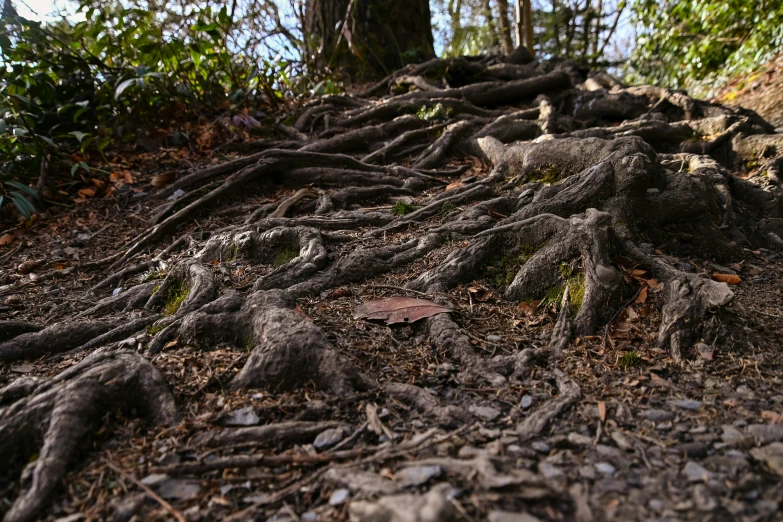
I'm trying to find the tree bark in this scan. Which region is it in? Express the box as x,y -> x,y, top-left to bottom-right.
495,0 -> 515,55
304,0 -> 435,81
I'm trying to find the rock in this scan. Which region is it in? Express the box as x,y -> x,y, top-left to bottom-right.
314,427 -> 345,451
329,488 -> 350,506
4,294 -> 23,306
531,441 -> 550,453
538,463 -> 564,480
747,424 -> 783,443
736,385 -> 755,399
595,462 -> 616,475
395,465 -> 442,487
487,511 -> 542,522
110,493 -> 145,522
348,483 -> 457,522
682,461 -> 714,482
579,465 -> 596,480
749,442 -> 783,476
224,406 -> 260,426
696,343 -> 713,361
567,433 -> 592,446
140,473 -> 169,487
721,424 -> 747,444
520,395 -> 533,409
486,334 -> 502,342
670,399 -> 702,411
469,404 -> 501,421
324,468 -> 400,495
641,409 -> 674,422
596,444 -> 622,459
157,479 -> 201,500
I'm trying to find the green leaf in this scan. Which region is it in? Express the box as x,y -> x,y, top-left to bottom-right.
70,131 -> 89,143
12,127 -> 28,136
6,181 -> 40,199
115,78 -> 138,99
10,193 -> 35,219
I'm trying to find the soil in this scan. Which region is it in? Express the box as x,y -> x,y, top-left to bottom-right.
2,52 -> 783,522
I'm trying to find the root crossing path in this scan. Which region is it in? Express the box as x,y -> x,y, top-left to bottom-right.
2,53 -> 783,522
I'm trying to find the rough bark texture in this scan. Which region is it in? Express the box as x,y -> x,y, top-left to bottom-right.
304,0 -> 435,81
1,52 -> 782,522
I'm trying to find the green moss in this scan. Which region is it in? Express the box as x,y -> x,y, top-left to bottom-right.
416,103 -> 453,121
441,201 -> 457,212
618,351 -> 641,369
161,280 -> 189,316
527,165 -> 562,184
272,240 -> 300,268
393,201 -> 420,215
484,244 -> 541,288
567,272 -> 586,315
151,284 -> 161,295
146,323 -> 165,336
225,242 -> 240,262
537,267 -> 585,315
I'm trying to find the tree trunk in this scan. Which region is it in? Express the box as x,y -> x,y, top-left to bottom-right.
495,0 -> 515,55
304,0 -> 435,81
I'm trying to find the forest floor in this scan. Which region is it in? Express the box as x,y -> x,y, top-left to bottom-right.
2,54 -> 783,522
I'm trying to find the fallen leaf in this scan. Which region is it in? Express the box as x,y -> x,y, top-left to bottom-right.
517,300 -> 539,315
635,286 -> 648,304
354,297 -> 451,325
152,172 -> 176,187
488,210 -> 508,219
598,401 -> 606,422
445,181 -> 464,191
630,269 -> 647,278
713,273 -> 741,285
762,410 -> 783,424
77,187 -> 96,198
0,234 -> 14,245
329,287 -> 352,298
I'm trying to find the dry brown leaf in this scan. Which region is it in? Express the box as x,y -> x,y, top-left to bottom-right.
488,210 -> 508,219
152,172 -> 176,187
761,410 -> 783,424
517,300 -> 539,315
354,296 -> 451,325
77,187 -> 96,199
445,181 -> 465,191
635,286 -> 648,304
597,401 -> 606,422
712,273 -> 741,285
630,268 -> 647,278
0,233 -> 14,245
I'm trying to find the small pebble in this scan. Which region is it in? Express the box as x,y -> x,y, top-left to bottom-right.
329,488 -> 350,506
595,462 -> 616,475
520,395 -> 533,409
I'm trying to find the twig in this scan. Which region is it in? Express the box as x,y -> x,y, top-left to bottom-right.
105,462 -> 187,522
601,287 -> 642,349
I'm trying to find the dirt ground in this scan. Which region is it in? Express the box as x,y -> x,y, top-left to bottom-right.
2,54 -> 783,522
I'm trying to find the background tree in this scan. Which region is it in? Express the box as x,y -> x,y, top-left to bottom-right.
628,0 -> 783,96
304,0 -> 436,81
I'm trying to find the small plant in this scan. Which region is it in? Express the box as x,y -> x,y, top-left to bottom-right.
392,201 -> 420,215
527,165 -> 561,185
140,270 -> 166,283
618,351 -> 641,369
146,323 -> 165,336
416,103 -> 452,121
441,201 -> 457,213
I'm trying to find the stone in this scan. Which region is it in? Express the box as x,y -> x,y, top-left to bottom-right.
538,463 -> 564,480
520,395 -> 533,409
224,406 -> 260,426
670,399 -> 702,411
329,488 -> 350,506
314,427 -> 345,451
595,462 -> 616,475
157,479 -> 201,500
693,484 -> 717,511
395,465 -> 442,487
470,404 -> 501,421
749,442 -> 783,476
568,433 -> 592,446
531,441 -> 550,453
682,461 -> 714,482
140,474 -> 169,487
642,409 -> 674,422
747,424 -> 783,443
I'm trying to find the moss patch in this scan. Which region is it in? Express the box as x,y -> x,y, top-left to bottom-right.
483,243 -> 541,288
272,240 -> 300,268
416,103 -> 453,121
527,165 -> 562,184
618,351 -> 641,369
161,280 -> 189,316
392,201 -> 420,215
538,265 -> 585,315
146,323 -> 165,336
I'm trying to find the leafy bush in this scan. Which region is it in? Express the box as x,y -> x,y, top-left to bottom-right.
628,0 -> 783,96
0,1 -> 304,218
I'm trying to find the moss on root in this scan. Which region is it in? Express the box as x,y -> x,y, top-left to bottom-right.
484,243 -> 541,288
527,165 -> 562,185
161,280 -> 189,316
392,201 -> 421,215
272,241 -> 300,268
538,264 -> 585,315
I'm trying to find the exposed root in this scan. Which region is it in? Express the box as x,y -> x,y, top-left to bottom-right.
0,351 -> 177,522
517,369 -> 581,442
0,319 -> 124,362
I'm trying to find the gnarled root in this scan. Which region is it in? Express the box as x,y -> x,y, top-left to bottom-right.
0,351 -> 178,522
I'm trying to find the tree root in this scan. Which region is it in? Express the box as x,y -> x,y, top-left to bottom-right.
0,351 -> 177,522
517,369 -> 581,442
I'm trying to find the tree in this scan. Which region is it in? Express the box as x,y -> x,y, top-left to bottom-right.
304,0 -> 436,80
628,0 -> 783,96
